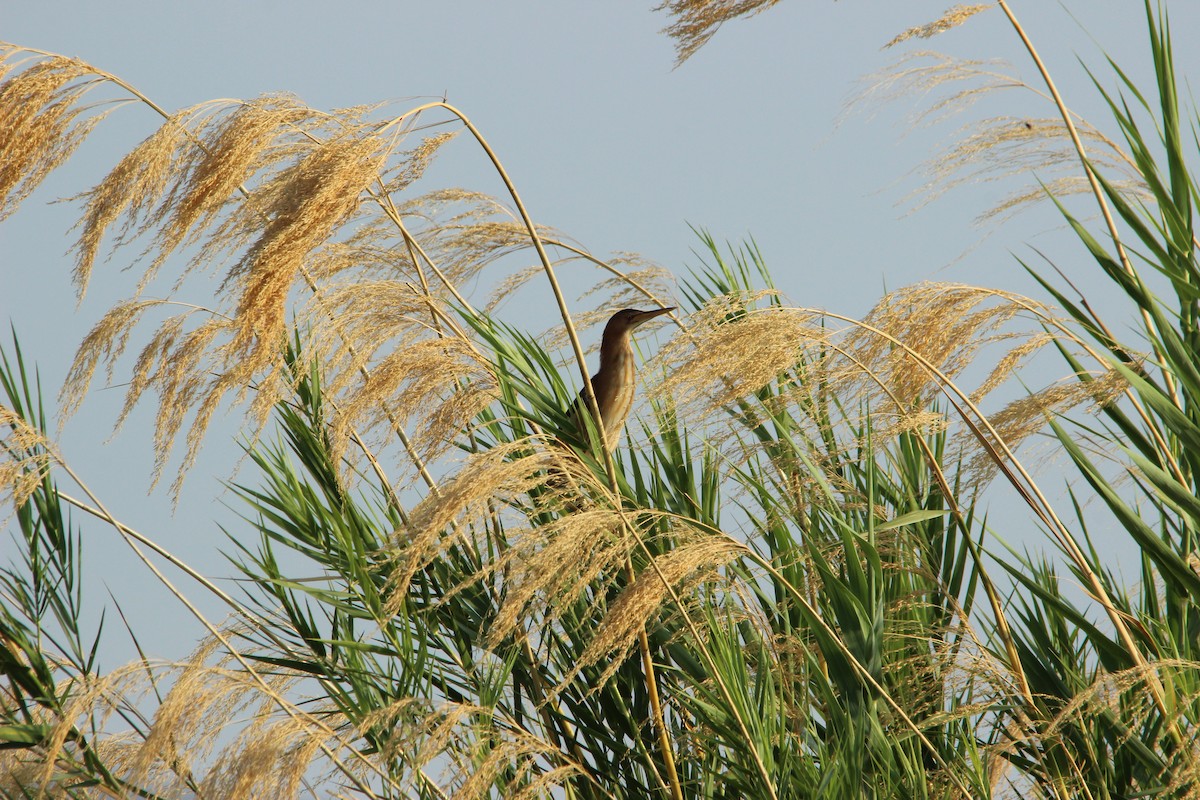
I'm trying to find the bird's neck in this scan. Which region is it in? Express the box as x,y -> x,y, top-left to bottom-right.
598,332 -> 633,374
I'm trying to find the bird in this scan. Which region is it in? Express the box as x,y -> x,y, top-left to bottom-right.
561,307 -> 675,455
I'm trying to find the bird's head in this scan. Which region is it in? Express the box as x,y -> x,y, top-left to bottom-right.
603,307 -> 675,338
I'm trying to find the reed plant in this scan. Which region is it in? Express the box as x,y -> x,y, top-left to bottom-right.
2,2 -> 1200,797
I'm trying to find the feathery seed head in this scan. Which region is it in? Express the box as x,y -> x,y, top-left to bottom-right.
328,335 -> 498,477
0,50 -> 101,223
384,442 -> 569,615
556,534 -> 744,695
657,0 -> 783,66
0,405 -> 55,510
57,95 -> 468,496
885,5 -> 991,49
653,296 -> 825,415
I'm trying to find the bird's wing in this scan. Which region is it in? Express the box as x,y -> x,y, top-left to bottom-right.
559,374 -> 602,452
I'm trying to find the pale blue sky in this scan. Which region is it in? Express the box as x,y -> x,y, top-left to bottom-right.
3,2 -> 1196,666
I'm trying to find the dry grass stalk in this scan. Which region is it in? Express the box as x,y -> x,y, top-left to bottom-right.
127,639 -> 256,787
653,284 -> 1033,438
837,283 -> 1132,487
415,450 -> 657,646
6,672 -> 97,794
486,262 -> 559,315
0,646 -> 302,798
980,174 -> 1148,224
313,281 -> 449,368
305,279 -> 490,484
383,129 -> 461,194
358,696 -> 438,766
508,764 -> 586,800
59,299 -> 170,423
405,702 -> 489,788
71,107 -> 194,294
0,678 -> 138,797
575,257 -> 676,310
970,331 -> 1055,403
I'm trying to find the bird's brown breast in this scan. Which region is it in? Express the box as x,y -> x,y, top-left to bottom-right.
591,347 -> 636,448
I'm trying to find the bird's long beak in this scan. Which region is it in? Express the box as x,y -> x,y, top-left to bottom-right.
632,307 -> 675,328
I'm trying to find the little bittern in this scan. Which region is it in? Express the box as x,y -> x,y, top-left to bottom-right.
563,307 -> 675,453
